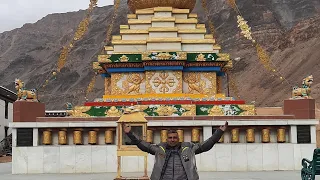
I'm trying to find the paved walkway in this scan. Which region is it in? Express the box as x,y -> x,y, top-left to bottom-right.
0,163 -> 302,180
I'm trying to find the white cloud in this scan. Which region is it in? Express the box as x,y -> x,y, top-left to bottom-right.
0,0 -> 114,33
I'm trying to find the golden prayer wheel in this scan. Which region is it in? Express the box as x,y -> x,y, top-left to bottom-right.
231,128 -> 239,143
146,129 -> 154,143
88,130 -> 98,145
246,128 -> 255,143
58,128 -> 68,145
218,135 -> 224,143
160,130 -> 168,143
262,128 -> 270,143
191,128 -> 200,143
73,129 -> 83,145
42,129 -> 52,145
177,129 -> 184,142
277,127 -> 286,143
105,129 -> 114,144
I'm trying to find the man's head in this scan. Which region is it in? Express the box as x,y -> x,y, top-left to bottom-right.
167,130 -> 179,147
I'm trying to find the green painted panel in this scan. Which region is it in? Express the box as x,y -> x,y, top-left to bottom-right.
85,106 -> 125,116
187,53 -> 219,62
196,105 -> 213,115
145,52 -> 186,60
143,107 -> 159,116
196,105 -> 245,116
109,54 -> 142,63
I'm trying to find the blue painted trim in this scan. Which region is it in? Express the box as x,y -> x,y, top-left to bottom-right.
107,68 -> 144,73
217,72 -> 225,76
144,66 -> 184,71
183,67 -> 221,72
101,73 -> 111,78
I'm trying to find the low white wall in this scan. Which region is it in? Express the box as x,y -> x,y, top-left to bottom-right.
10,121 -> 318,174
12,143 -> 316,174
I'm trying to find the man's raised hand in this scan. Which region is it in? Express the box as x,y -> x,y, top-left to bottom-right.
123,123 -> 131,133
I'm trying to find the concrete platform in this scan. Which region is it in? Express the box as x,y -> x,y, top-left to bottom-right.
0,162 -> 302,180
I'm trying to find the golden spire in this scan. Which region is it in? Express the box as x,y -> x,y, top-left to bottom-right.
128,0 -> 196,13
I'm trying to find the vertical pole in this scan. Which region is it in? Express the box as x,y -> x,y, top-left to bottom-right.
117,156 -> 121,178
33,128 -> 39,146
116,125 -> 121,179
143,124 -> 148,177
290,125 -> 297,143
144,155 -> 148,177
311,125 -> 316,144
226,72 -> 230,97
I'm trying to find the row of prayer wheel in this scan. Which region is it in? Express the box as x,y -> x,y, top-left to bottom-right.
146,127 -> 287,143
42,127 -> 287,145
147,128 -> 201,143
219,128 -> 287,143
41,128 -> 115,145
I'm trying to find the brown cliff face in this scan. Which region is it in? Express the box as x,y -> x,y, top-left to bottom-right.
0,0 -> 319,110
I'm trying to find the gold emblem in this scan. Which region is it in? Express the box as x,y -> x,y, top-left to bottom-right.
119,55 -> 129,62
196,53 -> 206,61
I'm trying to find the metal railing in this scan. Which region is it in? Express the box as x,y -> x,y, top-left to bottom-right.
0,134 -> 12,156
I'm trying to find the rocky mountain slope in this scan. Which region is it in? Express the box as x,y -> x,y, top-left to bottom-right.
0,0 -> 319,111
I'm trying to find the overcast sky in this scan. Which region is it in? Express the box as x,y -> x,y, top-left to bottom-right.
0,0 -> 114,33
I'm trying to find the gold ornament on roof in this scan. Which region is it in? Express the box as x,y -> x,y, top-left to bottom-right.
142,52 -> 152,60
98,55 -> 112,63
68,106 -> 91,117
196,53 -> 206,61
217,53 -> 230,61
123,105 -> 142,114
208,106 -> 224,116
105,106 -> 122,117
119,55 -> 129,62
155,105 -> 177,116
225,60 -> 233,68
239,105 -> 256,116
181,105 -> 196,116
93,62 -> 102,70
177,52 -> 187,60
117,111 -> 148,123
127,0 -> 196,13
156,53 -> 173,60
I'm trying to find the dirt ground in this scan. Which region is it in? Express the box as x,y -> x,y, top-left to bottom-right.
0,156 -> 12,163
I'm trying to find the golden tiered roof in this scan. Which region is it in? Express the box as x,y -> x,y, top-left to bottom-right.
128,0 -> 196,12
